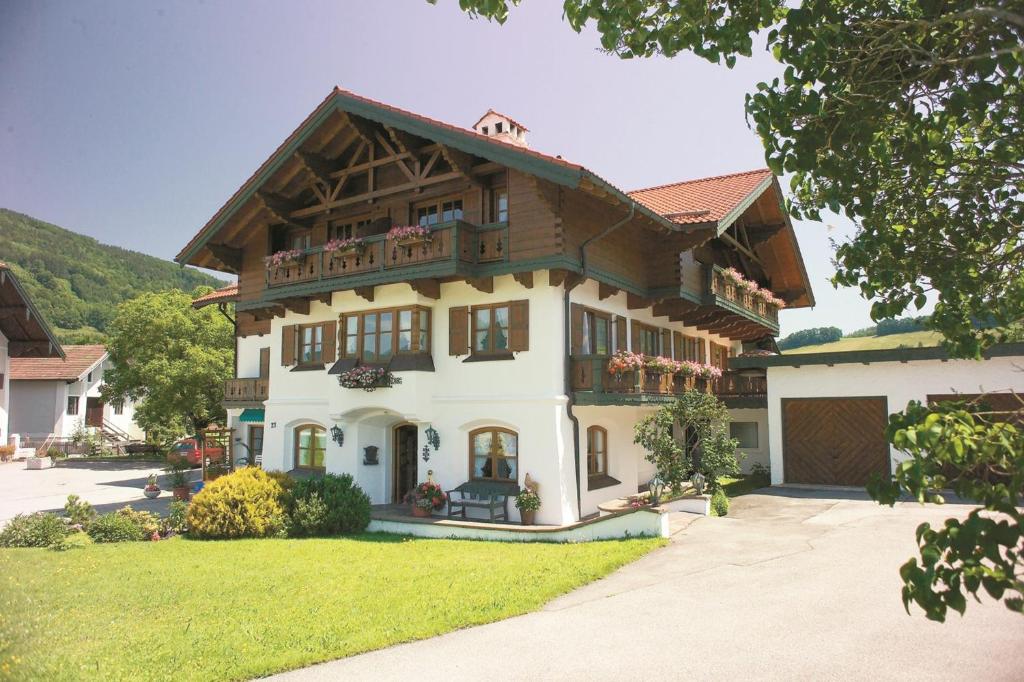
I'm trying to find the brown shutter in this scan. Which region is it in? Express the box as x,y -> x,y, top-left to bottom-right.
322,321 -> 337,364
449,306 -> 469,356
615,317 -> 627,352
338,315 -> 350,358
698,338 -> 706,364
509,299 -> 529,352
281,325 -> 296,366
672,332 -> 682,361
630,322 -> 640,353
259,348 -> 270,378
570,303 -> 584,355
660,329 -> 671,357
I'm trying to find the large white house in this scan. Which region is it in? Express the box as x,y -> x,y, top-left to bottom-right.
180,89 -> 810,525
8,345 -> 144,446
1,262 -> 64,446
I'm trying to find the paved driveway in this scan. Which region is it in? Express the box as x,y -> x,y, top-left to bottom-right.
0,459 -> 199,523
276,489 -> 1024,681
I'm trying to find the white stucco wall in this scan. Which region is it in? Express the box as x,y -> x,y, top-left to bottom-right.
0,330 -> 9,444
764,355 -> 1024,485
237,334 -> 269,379
729,407 -> 769,474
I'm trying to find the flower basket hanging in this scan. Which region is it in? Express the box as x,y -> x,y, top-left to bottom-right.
337,365 -> 402,392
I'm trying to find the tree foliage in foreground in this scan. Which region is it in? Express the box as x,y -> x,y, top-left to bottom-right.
102,288 -> 233,443
441,0 -> 1024,619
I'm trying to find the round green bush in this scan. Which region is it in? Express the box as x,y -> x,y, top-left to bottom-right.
186,467 -> 287,539
289,474 -> 370,536
87,512 -> 147,543
0,513 -> 70,548
711,489 -> 730,517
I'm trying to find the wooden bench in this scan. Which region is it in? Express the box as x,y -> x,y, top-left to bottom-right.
446,481 -> 519,522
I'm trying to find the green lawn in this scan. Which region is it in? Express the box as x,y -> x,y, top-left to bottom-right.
0,533 -> 662,681
720,475 -> 771,498
783,330 -> 943,354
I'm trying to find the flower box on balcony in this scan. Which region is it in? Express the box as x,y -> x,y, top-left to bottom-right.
324,237 -> 364,257
387,225 -> 432,247
265,248 -> 305,269
337,365 -> 403,392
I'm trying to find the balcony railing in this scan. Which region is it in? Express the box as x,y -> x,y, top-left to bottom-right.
707,265 -> 780,325
570,357 -> 765,400
265,220 -> 508,288
223,378 -> 269,404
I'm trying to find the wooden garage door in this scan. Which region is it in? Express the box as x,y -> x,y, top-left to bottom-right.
782,398 -> 889,486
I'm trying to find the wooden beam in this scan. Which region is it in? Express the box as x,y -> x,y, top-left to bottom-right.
251,305 -> 286,321
440,145 -> 475,178
466,276 -> 494,294
257,191 -> 306,225
314,293 -> 333,306
598,282 -> 620,300
373,131 -> 416,182
293,171 -> 463,218
353,286 -> 375,303
342,112 -> 378,147
0,305 -> 26,321
281,298 -> 310,315
409,279 -> 440,299
8,340 -> 56,357
207,243 -> 242,273
652,299 -> 699,318
295,151 -> 335,187
548,269 -> 584,291
385,126 -> 421,158
512,272 -> 534,289
626,293 -> 650,310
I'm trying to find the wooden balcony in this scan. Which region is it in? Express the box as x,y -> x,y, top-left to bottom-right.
707,265 -> 781,326
265,220 -> 508,289
223,378 -> 269,406
570,357 -> 765,407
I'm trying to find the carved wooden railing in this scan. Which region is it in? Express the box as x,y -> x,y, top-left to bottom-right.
571,358 -> 763,399
265,220 -> 508,288
708,265 -> 781,324
223,378 -> 269,403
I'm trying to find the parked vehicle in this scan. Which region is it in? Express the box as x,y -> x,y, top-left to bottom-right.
168,438 -> 225,468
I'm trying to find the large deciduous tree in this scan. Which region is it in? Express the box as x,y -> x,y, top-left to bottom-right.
102,288 -> 233,444
440,0 -> 1024,619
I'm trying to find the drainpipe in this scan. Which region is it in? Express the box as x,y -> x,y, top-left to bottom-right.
564,203 -> 636,520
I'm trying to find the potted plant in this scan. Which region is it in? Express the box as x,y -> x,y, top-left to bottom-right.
405,480 -> 446,517
265,248 -> 304,269
324,236 -> 364,257
386,224 -> 432,247
143,473 -> 161,499
515,487 -> 540,525
168,460 -> 191,501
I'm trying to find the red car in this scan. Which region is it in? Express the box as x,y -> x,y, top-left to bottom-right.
169,438 -> 225,468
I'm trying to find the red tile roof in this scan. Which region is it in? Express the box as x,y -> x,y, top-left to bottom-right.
9,344 -> 107,381
628,168 -> 774,225
192,283 -> 239,309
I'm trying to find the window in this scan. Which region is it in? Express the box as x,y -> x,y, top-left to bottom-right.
291,232 -> 311,251
112,400 -> 124,416
730,421 -> 759,449
87,371 -> 93,382
67,396 -> 79,416
328,216 -> 372,241
491,188 -> 509,223
681,335 -> 704,362
470,427 -> 518,481
710,342 -> 731,369
250,426 -> 264,462
341,306 -> 431,360
634,322 -> 660,355
414,196 -> 463,227
587,426 -> 608,478
495,121 -> 504,133
299,324 -> 324,364
473,303 -> 510,354
481,125 -> 489,135
294,424 -> 326,470
582,310 -> 610,355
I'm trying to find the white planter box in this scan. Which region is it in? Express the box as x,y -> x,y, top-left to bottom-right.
26,456 -> 54,470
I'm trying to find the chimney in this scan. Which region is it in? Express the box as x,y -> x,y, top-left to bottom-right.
472,109 -> 529,148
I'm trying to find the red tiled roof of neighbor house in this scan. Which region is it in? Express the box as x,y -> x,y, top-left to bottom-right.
9,344 -> 107,381
192,283 -> 239,309
628,168 -> 775,225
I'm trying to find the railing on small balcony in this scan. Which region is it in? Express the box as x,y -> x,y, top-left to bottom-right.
707,265 -> 780,324
570,357 -> 764,400
223,378 -> 269,403
710,372 -> 767,399
265,220 -> 508,289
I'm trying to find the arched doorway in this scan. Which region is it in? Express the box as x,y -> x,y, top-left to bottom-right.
392,424 -> 418,503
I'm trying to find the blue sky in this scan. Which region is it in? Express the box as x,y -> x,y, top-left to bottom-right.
0,0 -> 884,336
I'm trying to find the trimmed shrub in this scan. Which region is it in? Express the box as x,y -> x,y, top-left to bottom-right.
114,506 -> 161,536
0,513 -> 70,548
51,532 -> 94,551
289,474 -> 371,536
88,512 -> 147,543
64,495 -> 97,528
711,489 -> 730,517
186,468 -> 287,539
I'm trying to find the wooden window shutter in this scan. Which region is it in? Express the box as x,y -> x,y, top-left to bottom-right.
509,299 -> 530,352
570,303 -> 584,354
630,322 -> 640,353
449,306 -> 469,356
698,338 -> 707,363
672,332 -> 682,361
615,317 -> 627,352
322,321 -> 337,364
259,348 -> 270,378
660,329 -> 671,357
281,325 -> 296,366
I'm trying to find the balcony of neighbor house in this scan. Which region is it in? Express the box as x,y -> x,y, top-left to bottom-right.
570,357 -> 767,408
263,219 -> 507,291
223,378 -> 269,408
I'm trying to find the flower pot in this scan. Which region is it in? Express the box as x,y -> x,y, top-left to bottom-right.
520,510 -> 536,526
172,486 -> 191,501
411,505 -> 432,518
143,488 -> 161,500
396,235 -> 431,249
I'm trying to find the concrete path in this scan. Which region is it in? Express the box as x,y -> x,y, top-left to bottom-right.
274,488 -> 1024,681
0,459 -> 199,523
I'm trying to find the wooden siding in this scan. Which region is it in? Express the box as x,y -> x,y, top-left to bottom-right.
508,171 -> 561,261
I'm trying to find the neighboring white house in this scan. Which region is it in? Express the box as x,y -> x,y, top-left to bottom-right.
8,344 -> 144,445
730,344 -> 1024,487
1,262 -> 64,446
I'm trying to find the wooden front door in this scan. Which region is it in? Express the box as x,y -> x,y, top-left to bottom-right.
782,398 -> 889,486
85,397 -> 104,427
393,425 -> 418,503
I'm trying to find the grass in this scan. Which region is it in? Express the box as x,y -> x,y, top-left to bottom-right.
783,330 -> 943,354
720,474 -> 771,499
0,533 -> 662,681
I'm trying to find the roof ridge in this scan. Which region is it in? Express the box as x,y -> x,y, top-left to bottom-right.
627,168 -> 772,195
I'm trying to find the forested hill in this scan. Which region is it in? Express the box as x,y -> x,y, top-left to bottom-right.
0,209 -> 224,343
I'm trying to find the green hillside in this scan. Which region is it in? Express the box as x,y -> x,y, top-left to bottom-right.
0,209 -> 224,343
783,330 -> 944,354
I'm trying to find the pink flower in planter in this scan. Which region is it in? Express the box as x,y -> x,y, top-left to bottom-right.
386,225 -> 431,241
